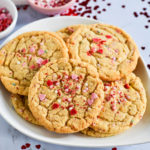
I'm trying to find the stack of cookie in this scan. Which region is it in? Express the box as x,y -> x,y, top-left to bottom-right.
0,24 -> 147,137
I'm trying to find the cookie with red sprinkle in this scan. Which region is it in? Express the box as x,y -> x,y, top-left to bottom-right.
28,58 -> 104,133
11,94 -> 40,125
82,73 -> 147,137
57,25 -> 82,42
0,31 -> 68,95
67,24 -> 139,81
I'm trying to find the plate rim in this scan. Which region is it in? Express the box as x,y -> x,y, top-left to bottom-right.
0,16 -> 150,148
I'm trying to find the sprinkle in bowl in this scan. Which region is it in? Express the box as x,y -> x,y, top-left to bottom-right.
27,0 -> 76,15
0,0 -> 18,39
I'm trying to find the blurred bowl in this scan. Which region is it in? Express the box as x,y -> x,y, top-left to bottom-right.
27,0 -> 76,15
0,0 -> 18,39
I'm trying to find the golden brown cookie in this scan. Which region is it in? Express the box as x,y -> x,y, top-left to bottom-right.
57,25 -> 81,42
28,58 -> 104,133
67,24 -> 139,81
82,73 -> 147,137
11,94 -> 40,125
0,31 -> 68,95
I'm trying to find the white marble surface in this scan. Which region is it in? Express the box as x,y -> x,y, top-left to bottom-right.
0,0 -> 150,149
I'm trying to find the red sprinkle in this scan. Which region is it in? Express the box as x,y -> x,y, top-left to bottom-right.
141,46 -> 145,50
25,143 -> 30,148
52,103 -> 59,109
21,48 -> 26,53
112,147 -> 117,150
30,65 -> 36,69
93,38 -> 101,43
100,40 -> 106,44
35,144 -> 41,149
133,12 -> 138,17
124,84 -> 130,89
70,108 -> 77,115
21,145 -> 26,149
106,35 -> 112,39
97,49 -> 103,54
121,5 -> 126,8
104,83 -> 111,86
42,59 -> 48,65
87,49 -> 94,56
47,80 -> 53,86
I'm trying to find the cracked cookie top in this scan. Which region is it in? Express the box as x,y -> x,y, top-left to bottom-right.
0,31 -> 68,95
67,24 -> 139,81
28,58 -> 104,133
82,73 -> 147,137
11,94 -> 40,125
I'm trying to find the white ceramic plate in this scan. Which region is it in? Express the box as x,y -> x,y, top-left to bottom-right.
0,16 -> 150,148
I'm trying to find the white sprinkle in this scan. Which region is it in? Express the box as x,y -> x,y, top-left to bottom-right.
97,64 -> 100,67
68,98 -> 72,102
83,90 -> 86,93
57,99 -> 61,103
76,85 -> 81,89
53,74 -> 57,79
69,107 -> 73,111
88,107 -> 91,111
50,85 -> 53,89
65,89 -> 69,92
17,61 -> 20,64
85,87 -> 88,91
55,90 -> 58,94
112,57 -> 116,61
92,123 -> 96,126
65,75 -> 68,79
85,83 -> 88,86
75,78 -> 78,81
112,123 -> 115,127
56,82 -> 59,86
40,42 -> 44,45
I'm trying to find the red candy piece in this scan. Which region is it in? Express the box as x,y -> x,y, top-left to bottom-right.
42,59 -> 48,65
21,145 -> 26,149
112,147 -> 117,150
124,84 -> 130,89
35,144 -> 41,149
106,35 -> 112,39
100,40 -> 106,44
87,49 -> 94,56
47,80 -> 53,86
21,48 -> 26,53
97,49 -> 103,54
52,103 -> 59,109
25,143 -> 30,148
53,81 -> 58,85
30,65 -> 36,70
104,83 -> 111,86
93,38 -> 101,43
70,108 -> 77,115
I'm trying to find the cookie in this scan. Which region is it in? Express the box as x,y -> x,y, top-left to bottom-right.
57,25 -> 81,42
0,31 -> 68,95
67,24 -> 139,81
82,73 -> 147,137
11,94 -> 40,125
28,58 -> 104,133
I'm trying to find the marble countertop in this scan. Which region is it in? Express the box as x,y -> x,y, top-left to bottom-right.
0,0 -> 150,149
